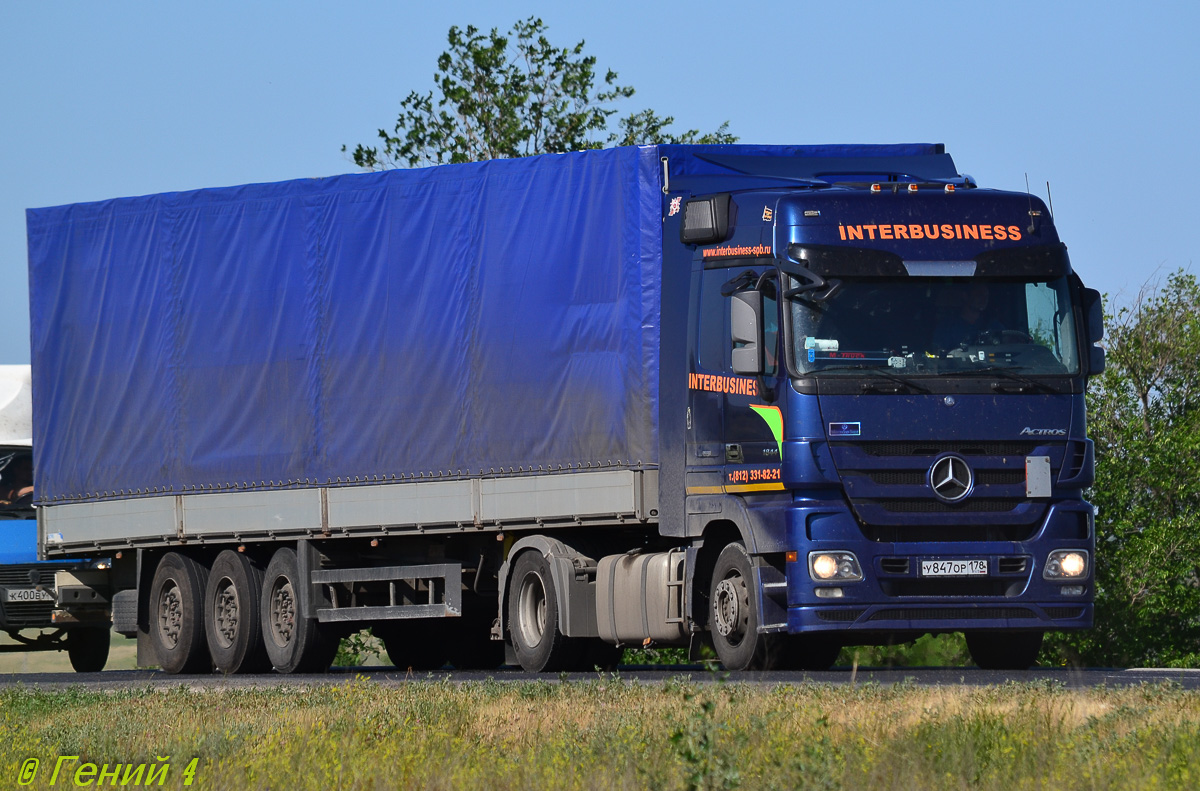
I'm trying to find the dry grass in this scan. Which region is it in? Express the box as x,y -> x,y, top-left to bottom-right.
1,677 -> 1198,789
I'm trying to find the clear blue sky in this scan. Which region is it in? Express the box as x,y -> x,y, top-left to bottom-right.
3,1 -> 1196,363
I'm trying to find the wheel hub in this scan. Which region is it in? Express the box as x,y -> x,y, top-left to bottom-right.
517,572 -> 548,649
157,580 -> 183,648
213,577 -> 240,649
270,580 -> 296,647
713,576 -> 748,640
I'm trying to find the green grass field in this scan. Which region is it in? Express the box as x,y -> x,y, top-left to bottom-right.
2,678 -> 1198,790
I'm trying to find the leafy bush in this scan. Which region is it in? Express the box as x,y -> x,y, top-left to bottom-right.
1045,271 -> 1200,667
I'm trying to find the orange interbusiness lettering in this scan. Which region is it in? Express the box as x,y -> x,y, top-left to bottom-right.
838,224 -> 1022,242
701,244 -> 773,259
688,373 -> 759,396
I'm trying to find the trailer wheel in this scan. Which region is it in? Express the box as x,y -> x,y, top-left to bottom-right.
149,552 -> 211,674
66,626 -> 111,673
966,630 -> 1044,670
507,550 -> 580,672
261,547 -> 338,673
708,543 -> 780,671
204,550 -> 270,674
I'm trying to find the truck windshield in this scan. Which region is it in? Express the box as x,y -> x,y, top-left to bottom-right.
788,276 -> 1081,376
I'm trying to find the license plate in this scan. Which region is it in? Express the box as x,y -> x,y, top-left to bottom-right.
3,588 -> 54,602
921,559 -> 988,577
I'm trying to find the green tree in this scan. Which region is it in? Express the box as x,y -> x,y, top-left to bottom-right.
344,16 -> 735,170
1045,270 -> 1200,667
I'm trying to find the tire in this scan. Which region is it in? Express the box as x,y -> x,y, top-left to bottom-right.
66,626 -> 111,673
149,552 -> 211,674
376,621 -> 450,671
708,543 -> 780,671
204,550 -> 271,674
966,631 -> 1044,670
261,547 -> 339,673
507,550 -> 581,672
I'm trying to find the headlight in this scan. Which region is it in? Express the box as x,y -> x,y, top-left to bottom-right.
1044,549 -> 1089,580
808,551 -> 863,582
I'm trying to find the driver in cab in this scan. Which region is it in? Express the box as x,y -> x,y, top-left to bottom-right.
933,282 -> 1003,350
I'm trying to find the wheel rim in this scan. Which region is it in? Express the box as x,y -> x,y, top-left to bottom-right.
157,578 -> 183,649
269,578 -> 296,648
212,576 -> 240,649
713,573 -> 749,645
516,571 -> 548,649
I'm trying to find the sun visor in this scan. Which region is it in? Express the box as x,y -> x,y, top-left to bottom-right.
787,244 -> 906,277
974,243 -> 1070,278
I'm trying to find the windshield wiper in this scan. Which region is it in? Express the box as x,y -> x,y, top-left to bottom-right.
820,364 -> 931,394
942,365 -> 1058,393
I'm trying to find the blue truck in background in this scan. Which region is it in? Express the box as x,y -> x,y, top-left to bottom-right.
27,144 -> 1103,673
0,365 -> 109,671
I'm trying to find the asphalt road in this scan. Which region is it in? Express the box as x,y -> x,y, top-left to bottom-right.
3,665 -> 1199,691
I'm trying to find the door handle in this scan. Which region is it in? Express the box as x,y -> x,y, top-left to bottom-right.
725,444 -> 743,463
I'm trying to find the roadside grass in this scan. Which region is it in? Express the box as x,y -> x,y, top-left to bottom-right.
1,678 -> 1198,790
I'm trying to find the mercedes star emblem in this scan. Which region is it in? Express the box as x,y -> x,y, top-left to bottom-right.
929,455 -> 973,502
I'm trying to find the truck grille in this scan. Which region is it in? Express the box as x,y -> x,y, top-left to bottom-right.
868,607 -> 1037,621
0,565 -> 50,586
830,440 -> 1066,540
0,600 -> 55,629
845,441 -> 1042,457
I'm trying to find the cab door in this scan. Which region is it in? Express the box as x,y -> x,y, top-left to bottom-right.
721,277 -> 786,494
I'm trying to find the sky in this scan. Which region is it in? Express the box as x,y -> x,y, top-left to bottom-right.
2,1 -> 1197,364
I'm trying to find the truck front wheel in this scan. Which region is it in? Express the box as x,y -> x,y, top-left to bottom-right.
205,550 -> 270,674
66,626 -> 111,673
149,552 -> 211,674
261,547 -> 338,673
966,630 -> 1044,670
507,550 -> 580,672
709,543 -> 781,671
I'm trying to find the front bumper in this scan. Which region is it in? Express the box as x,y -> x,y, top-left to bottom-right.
774,500 -> 1094,637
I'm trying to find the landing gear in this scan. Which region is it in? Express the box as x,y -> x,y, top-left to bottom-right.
149,552 -> 211,674
261,547 -> 338,673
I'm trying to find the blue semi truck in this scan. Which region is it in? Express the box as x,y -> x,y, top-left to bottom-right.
28,144 -> 1102,673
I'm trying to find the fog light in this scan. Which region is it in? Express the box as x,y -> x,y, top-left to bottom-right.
1060,585 -> 1086,596
1044,549 -> 1089,580
815,587 -> 844,599
808,551 -> 863,582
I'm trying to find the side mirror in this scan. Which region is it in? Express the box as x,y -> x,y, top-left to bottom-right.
731,290 -> 763,376
1080,287 -> 1105,376
1081,287 -> 1104,343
